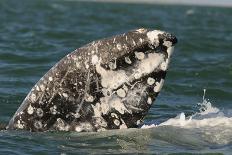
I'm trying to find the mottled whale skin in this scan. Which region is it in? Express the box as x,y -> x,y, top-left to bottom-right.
7,28 -> 177,132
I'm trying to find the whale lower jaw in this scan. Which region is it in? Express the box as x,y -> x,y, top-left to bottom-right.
7,28 -> 177,132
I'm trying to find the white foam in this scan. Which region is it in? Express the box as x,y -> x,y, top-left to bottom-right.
198,89 -> 220,115
141,124 -> 157,129
141,90 -> 232,144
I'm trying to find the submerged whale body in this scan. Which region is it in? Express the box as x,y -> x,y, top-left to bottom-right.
7,28 -> 177,132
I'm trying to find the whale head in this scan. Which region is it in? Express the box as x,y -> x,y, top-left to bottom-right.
91,28 -> 177,128
7,28 -> 177,132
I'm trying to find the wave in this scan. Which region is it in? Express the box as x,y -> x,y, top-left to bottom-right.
142,89 -> 232,145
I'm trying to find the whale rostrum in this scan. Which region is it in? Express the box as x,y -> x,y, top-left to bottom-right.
7,28 -> 177,132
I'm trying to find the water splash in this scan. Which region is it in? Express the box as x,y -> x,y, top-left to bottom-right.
197,89 -> 220,115
141,89 -> 232,145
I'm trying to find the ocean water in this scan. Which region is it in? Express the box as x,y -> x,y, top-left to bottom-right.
0,0 -> 232,154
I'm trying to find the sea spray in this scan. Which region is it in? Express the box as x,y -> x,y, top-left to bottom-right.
141,89 -> 232,145
197,89 -> 219,115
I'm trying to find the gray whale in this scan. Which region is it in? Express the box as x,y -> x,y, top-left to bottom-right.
7,28 -> 177,132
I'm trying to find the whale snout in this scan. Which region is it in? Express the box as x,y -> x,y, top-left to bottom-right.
159,32 -> 178,45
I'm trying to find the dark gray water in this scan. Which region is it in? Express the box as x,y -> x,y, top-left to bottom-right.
0,0 -> 232,154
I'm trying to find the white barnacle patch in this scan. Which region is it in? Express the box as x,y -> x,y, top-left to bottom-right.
75,122 -> 93,132
95,117 -> 108,128
125,56 -> 132,64
16,120 -> 24,129
73,112 -> 81,118
132,40 -> 136,46
135,52 -> 145,60
62,93 -> 68,98
91,55 -> 99,65
134,70 -> 143,80
100,98 -> 110,115
116,88 -> 126,98
116,44 -> 122,50
86,64 -> 89,69
34,120 -> 43,129
109,59 -> 117,70
85,94 -> 94,102
40,84 -> 45,91
134,53 -> 165,79
96,64 -> 128,90
91,102 -> 102,117
35,85 -> 40,91
111,113 -> 118,118
84,60 -> 90,69
27,104 -> 34,115
123,85 -> 128,93
96,49 -> 165,91
75,126 -> 82,132
160,60 -> 168,71
120,123 -> 127,129
147,30 -> 164,47
136,28 -> 146,33
147,77 -> 155,85
50,105 -> 57,115
97,128 -> 106,132
119,119 -> 127,129
163,41 -> 172,48
36,108 -> 44,117
147,97 -> 152,105
72,55 -> 78,61
114,119 -> 120,126
75,62 -> 80,68
153,79 -> 165,93
92,98 -> 110,117
102,88 -> 112,97
110,98 -> 128,114
30,93 -> 37,103
48,77 -> 53,81
55,118 -> 69,131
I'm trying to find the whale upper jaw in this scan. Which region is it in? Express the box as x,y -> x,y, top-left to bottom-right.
7,28 -> 177,132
